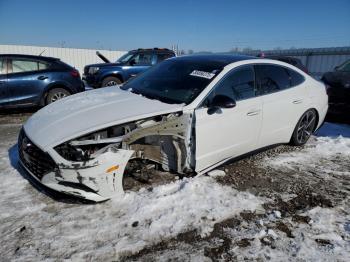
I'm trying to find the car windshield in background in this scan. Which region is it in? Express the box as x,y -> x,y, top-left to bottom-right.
337,60 -> 350,71
117,52 -> 135,63
121,59 -> 222,104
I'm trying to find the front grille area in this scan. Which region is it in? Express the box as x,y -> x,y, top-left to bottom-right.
18,129 -> 57,180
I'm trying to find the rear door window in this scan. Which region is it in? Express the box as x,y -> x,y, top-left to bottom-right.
255,64 -> 291,95
287,69 -> 305,87
11,59 -> 48,73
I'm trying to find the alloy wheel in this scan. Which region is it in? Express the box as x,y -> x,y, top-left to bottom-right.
50,92 -> 68,103
296,110 -> 316,144
106,81 -> 118,86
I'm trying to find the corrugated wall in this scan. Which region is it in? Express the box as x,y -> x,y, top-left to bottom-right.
0,44 -> 127,73
300,54 -> 350,78
230,47 -> 350,78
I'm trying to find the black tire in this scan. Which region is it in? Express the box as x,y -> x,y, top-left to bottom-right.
101,76 -> 122,87
290,109 -> 317,146
46,88 -> 71,105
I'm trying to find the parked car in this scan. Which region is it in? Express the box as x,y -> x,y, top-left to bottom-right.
19,55 -> 328,202
259,55 -> 309,74
0,54 -> 84,108
83,48 -> 176,88
321,59 -> 350,115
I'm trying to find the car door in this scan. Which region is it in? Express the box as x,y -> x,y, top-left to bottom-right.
0,58 -> 9,106
255,64 -> 308,148
195,65 -> 263,172
6,57 -> 50,106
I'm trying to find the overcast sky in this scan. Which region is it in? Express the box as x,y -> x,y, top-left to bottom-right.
0,0 -> 349,52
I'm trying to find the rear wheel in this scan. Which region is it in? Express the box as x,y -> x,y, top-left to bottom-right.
46,88 -> 71,105
102,76 -> 122,87
290,109 -> 317,146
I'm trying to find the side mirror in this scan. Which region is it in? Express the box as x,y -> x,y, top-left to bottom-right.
207,95 -> 236,114
334,66 -> 339,71
129,59 -> 136,66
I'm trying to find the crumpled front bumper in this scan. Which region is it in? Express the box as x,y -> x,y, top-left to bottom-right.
18,129 -> 134,202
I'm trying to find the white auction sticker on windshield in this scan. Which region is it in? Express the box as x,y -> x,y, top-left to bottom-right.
190,70 -> 215,79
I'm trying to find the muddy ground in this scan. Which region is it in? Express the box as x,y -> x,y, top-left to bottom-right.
0,110 -> 349,261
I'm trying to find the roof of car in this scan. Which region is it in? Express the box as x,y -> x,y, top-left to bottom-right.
264,55 -> 301,61
0,54 -> 59,61
172,54 -> 256,66
130,48 -> 174,53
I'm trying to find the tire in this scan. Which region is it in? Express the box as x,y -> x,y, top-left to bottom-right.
101,76 -> 122,87
46,88 -> 71,105
290,109 -> 317,146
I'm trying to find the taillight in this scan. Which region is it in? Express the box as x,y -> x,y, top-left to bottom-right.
70,70 -> 80,78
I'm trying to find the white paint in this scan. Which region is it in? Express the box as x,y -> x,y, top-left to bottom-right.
21,58 -> 328,201
24,87 -> 183,149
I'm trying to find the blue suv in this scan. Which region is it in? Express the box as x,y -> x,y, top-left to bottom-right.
0,54 -> 84,108
83,48 -> 175,88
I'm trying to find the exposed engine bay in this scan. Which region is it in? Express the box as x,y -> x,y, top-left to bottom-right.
43,112 -> 196,200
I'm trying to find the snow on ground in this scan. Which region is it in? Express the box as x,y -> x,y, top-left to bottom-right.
0,124 -> 262,261
1,122 -> 350,261
266,122 -> 350,178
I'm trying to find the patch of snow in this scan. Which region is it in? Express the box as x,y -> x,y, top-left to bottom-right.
273,210 -> 282,219
292,204 -> 350,260
267,229 -> 278,239
265,123 -> 350,177
206,169 -> 226,177
0,125 -> 263,261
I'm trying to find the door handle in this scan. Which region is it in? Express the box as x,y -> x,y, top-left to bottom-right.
37,76 -> 48,80
247,110 -> 261,116
292,99 -> 303,104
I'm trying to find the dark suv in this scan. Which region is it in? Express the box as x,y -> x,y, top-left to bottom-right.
83,48 -> 176,88
322,59 -> 350,116
0,54 -> 84,108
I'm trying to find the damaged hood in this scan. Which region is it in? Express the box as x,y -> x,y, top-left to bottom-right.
24,87 -> 184,149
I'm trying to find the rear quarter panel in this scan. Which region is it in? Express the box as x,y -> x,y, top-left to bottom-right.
305,78 -> 328,129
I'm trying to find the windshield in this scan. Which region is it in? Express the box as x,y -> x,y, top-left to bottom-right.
117,52 -> 135,63
337,60 -> 350,72
121,59 -> 222,104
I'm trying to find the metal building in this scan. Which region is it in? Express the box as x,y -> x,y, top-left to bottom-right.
0,44 -> 127,74
240,47 -> 350,78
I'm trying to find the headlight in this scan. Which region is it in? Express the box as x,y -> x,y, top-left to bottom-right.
88,66 -> 99,74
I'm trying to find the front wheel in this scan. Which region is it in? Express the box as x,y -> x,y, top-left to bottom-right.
290,109 -> 317,146
46,88 -> 71,105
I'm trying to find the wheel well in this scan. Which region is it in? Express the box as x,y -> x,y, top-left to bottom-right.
40,85 -> 72,106
103,74 -> 123,83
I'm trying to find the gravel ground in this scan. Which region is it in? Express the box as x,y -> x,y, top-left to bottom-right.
0,112 -> 349,261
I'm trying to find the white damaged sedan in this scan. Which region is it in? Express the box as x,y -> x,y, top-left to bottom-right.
18,55 -> 328,202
